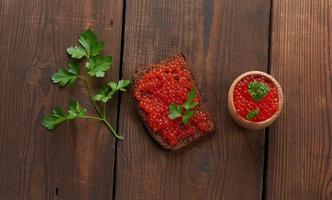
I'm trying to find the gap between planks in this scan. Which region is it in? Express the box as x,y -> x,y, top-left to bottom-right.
262,0 -> 274,199
112,0 -> 127,200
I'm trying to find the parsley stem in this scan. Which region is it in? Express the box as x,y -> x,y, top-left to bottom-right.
78,75 -> 88,82
81,116 -> 104,121
85,78 -> 104,118
103,103 -> 106,118
102,119 -> 123,140
83,74 -> 122,139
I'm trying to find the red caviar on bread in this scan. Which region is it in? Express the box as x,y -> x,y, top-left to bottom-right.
133,54 -> 214,150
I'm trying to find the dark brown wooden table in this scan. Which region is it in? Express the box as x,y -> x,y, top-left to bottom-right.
0,0 -> 331,199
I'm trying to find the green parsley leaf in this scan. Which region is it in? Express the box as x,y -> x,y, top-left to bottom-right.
67,29 -> 104,59
246,109 -> 260,120
67,101 -> 87,119
183,89 -> 199,110
67,46 -> 86,59
93,80 -> 131,102
169,104 -> 182,119
190,102 -> 199,109
248,81 -> 270,101
86,55 -> 112,77
67,61 -> 80,75
108,81 -> 117,90
187,89 -> 196,103
79,29 -> 104,57
52,61 -> 80,87
168,89 -> 199,125
93,86 -> 110,102
182,110 -> 195,125
42,101 -> 88,130
116,80 -> 131,91
42,107 -> 67,130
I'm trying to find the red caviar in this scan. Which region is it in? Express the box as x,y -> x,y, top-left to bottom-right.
134,58 -> 211,146
233,75 -> 279,122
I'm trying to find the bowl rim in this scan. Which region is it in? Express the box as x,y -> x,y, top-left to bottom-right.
228,71 -> 284,129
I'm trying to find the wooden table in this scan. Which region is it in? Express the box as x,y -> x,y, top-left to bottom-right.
0,0 -> 331,199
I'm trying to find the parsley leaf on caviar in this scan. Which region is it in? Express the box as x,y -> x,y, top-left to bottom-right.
188,102 -> 199,109
52,61 -> 80,87
168,89 -> 199,125
169,104 -> 182,119
182,110 -> 195,125
248,81 -> 270,101
183,89 -> 198,109
246,109 -> 260,120
42,101 -> 87,130
94,80 -> 131,102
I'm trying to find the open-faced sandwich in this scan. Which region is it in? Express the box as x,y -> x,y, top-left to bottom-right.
133,54 -> 215,150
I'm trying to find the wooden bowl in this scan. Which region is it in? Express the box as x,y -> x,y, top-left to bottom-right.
228,71 -> 284,130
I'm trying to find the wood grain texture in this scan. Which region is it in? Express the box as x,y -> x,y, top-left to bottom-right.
116,0 -> 270,199
267,0 -> 332,199
0,0 -> 123,199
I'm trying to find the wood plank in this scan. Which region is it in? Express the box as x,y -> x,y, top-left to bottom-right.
267,0 -> 332,199
0,0 -> 123,199
116,0 -> 270,199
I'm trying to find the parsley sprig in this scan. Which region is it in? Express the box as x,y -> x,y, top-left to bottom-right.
94,80 -> 131,103
248,81 -> 270,101
42,29 -> 130,139
246,109 -> 260,120
169,89 -> 199,125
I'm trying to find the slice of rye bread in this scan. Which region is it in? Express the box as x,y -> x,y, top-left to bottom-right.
133,54 -> 215,151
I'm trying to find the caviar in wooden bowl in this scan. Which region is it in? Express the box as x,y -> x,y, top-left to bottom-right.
228,71 -> 283,130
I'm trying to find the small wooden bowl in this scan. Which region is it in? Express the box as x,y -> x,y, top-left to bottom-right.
228,71 -> 284,130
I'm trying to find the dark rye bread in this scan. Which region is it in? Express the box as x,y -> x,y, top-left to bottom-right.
133,54 -> 215,151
